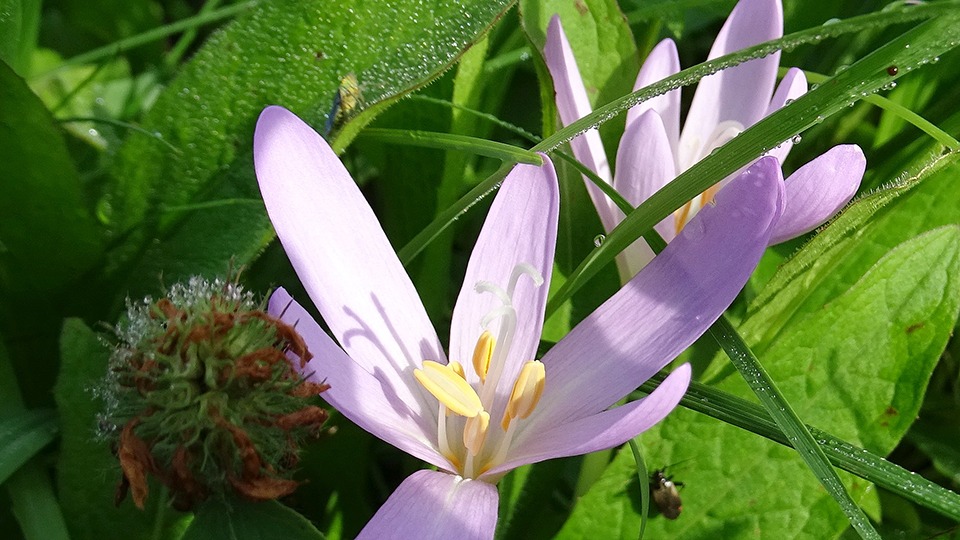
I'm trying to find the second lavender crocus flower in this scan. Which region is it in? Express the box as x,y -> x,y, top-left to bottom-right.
546,0 -> 866,279
254,106 -> 784,538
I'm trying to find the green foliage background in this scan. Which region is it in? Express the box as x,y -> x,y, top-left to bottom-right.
2,0 -> 960,538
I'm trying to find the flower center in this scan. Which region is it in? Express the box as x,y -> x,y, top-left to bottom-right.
413,264 -> 546,480
674,119 -> 744,234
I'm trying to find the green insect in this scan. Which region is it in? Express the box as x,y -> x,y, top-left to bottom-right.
324,73 -> 362,137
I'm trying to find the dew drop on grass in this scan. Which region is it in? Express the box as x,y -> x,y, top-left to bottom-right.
593,234 -> 605,247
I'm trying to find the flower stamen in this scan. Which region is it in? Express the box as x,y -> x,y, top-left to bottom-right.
414,361 -> 483,418
448,361 -> 466,380
501,360 -> 546,431
463,411 -> 490,456
471,332 -> 495,383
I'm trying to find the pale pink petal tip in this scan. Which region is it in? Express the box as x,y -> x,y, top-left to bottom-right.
543,14 -> 616,230
627,38 -> 681,147
765,68 -> 809,163
254,104 -> 445,388
357,470 -> 499,540
679,0 -> 784,156
770,144 -> 866,244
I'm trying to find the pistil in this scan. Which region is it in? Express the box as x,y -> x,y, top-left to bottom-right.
414,263 -> 547,479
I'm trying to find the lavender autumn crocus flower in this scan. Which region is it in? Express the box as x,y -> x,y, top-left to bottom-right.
545,0 -> 866,279
254,106 -> 784,538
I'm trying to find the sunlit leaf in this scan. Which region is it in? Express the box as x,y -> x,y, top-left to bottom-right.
559,226 -> 960,538
181,498 -> 325,540
107,0 -> 515,237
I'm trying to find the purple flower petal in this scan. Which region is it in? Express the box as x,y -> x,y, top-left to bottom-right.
357,470 -> 498,540
268,289 -> 450,471
678,0 -> 783,166
534,157 -> 784,426
613,109 -> 678,276
484,364 -> 691,477
449,160 -> 559,397
770,144 -> 865,244
626,38 -> 681,152
544,15 -> 618,232
765,67 -> 808,163
254,106 -> 445,412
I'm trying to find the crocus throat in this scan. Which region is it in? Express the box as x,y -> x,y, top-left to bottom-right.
673,119 -> 744,235
413,264 -> 546,480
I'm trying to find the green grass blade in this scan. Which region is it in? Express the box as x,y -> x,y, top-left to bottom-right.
0,341 -> 70,540
708,316 -> 880,539
397,163 -> 510,264
0,409 -> 58,486
356,128 -> 542,165
37,1 -> 256,76
627,439 -> 649,540
803,70 -> 960,150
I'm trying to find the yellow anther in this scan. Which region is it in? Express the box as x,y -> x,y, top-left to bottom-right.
414,361 -> 483,418
502,360 -> 546,431
674,200 -> 694,234
675,186 -> 721,233
448,361 -> 466,380
463,411 -> 490,456
442,362 -> 467,416
471,331 -> 495,382
700,184 -> 721,208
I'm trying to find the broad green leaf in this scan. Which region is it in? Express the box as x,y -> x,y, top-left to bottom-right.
0,409 -> 57,485
634,372 -> 960,521
113,166 -> 272,301
560,226 -> 960,539
107,0 -> 514,237
0,60 -> 103,297
181,498 -> 325,540
55,318 -> 185,540
0,0 -> 39,75
754,227 -> 960,453
731,152 -> 960,362
0,59 -> 104,405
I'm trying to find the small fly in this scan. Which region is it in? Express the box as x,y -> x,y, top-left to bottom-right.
650,468 -> 684,519
324,73 -> 362,138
